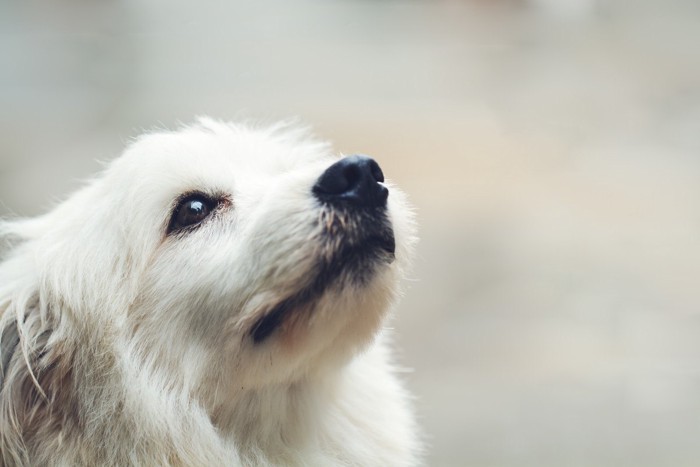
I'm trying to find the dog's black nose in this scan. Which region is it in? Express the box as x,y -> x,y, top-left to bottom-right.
313,155 -> 388,208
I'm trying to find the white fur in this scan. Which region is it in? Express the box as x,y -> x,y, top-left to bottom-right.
0,118 -> 420,466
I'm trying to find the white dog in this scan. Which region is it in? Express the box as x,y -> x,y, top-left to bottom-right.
0,118 -> 420,466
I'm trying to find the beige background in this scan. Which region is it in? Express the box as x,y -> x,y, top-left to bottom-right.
2,1 -> 700,465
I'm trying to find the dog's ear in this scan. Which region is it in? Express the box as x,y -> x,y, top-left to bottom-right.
0,317 -> 19,386
0,221 -> 76,466
0,290 -> 77,466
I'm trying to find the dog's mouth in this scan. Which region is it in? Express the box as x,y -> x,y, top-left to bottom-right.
249,155 -> 397,345
362,233 -> 396,257
249,205 -> 395,344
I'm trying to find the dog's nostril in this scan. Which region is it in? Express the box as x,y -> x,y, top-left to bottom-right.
313,155 -> 388,208
368,159 -> 384,184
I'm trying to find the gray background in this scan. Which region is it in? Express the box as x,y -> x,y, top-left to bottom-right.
2,1 -> 700,465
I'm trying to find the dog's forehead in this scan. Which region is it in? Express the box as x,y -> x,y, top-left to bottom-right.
114,122 -> 331,197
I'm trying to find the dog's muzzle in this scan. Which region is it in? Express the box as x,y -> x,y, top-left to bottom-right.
249,156 -> 395,345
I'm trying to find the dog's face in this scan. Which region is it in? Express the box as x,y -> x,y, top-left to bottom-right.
37,119 -> 414,394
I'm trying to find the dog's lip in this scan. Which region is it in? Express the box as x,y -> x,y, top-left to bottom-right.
249,216 -> 395,345
249,233 -> 395,345
251,298 -> 295,344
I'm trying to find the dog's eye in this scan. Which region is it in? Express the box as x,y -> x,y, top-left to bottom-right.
168,194 -> 218,234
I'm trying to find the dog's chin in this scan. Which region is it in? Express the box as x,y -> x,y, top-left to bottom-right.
249,207 -> 395,345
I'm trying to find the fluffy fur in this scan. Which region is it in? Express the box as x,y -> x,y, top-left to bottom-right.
0,118 -> 419,466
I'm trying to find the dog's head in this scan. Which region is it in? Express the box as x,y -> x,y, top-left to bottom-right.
1,118 -> 415,397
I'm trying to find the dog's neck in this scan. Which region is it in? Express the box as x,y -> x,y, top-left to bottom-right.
119,333 -> 341,460
6,313 -> 411,465
210,376 -> 333,452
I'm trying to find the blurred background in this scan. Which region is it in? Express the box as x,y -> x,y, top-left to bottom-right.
1,0 -> 700,465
